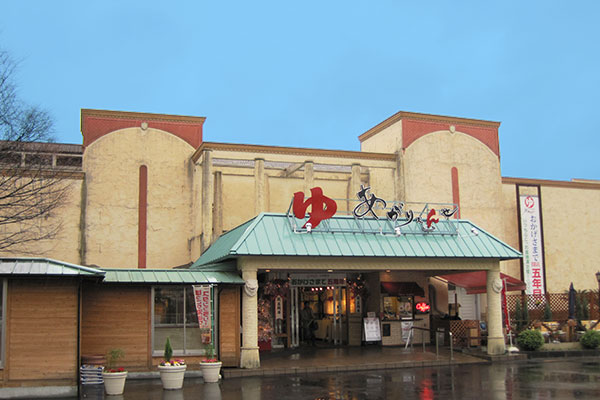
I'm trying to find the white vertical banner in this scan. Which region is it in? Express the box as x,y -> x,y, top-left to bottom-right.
193,285 -> 212,330
519,195 -> 545,295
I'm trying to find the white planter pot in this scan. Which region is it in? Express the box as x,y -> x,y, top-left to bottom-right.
200,361 -> 222,383
158,364 -> 187,390
102,371 -> 127,395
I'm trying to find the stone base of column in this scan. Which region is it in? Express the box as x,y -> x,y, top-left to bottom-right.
487,336 -> 506,355
240,346 -> 260,369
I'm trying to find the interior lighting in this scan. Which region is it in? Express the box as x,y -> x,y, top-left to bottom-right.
327,269 -> 333,273
386,269 -> 391,273
265,269 -> 271,272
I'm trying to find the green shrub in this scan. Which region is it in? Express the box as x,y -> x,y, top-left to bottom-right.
164,337 -> 173,362
543,301 -> 552,322
580,330 -> 600,349
517,329 -> 544,351
514,300 -> 523,330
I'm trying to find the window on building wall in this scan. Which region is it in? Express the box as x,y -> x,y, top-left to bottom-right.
153,286 -> 213,355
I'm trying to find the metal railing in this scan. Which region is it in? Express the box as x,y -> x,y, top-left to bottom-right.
404,326 -> 454,361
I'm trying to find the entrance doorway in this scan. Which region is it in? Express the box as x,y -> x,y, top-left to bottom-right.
289,273 -> 348,347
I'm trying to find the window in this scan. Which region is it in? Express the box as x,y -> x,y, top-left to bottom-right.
153,286 -> 215,356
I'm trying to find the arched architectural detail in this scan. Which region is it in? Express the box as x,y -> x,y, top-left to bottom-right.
403,118 -> 500,157
81,109 -> 205,149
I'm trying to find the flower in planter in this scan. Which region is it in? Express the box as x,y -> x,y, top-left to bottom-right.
160,359 -> 186,366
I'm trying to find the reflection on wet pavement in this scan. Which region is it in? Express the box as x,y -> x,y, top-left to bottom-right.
78,358 -> 600,399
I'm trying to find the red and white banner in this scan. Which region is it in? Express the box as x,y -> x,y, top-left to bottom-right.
193,285 -> 212,330
519,195 -> 545,295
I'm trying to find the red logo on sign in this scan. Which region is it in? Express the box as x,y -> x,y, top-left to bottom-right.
293,187 -> 337,229
416,302 -> 431,313
524,196 -> 535,209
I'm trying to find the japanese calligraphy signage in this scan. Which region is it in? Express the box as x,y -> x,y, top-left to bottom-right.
193,285 -> 212,330
519,195 -> 545,295
275,295 -> 284,320
289,273 -> 346,287
293,187 -> 337,229
290,186 -> 458,235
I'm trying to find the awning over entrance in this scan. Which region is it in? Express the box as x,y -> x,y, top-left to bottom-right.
192,213 -> 522,267
381,282 -> 424,297
440,271 -> 526,294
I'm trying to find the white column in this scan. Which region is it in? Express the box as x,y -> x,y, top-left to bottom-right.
486,266 -> 506,355
240,267 -> 260,368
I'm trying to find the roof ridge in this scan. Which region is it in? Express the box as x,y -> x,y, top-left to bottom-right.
458,220 -> 522,256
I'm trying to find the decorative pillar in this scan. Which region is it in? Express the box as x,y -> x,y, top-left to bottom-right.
394,151 -> 405,201
213,171 -> 223,242
254,158 -> 265,214
486,266 -> 506,355
240,267 -> 260,368
201,150 -> 213,252
303,161 -> 314,195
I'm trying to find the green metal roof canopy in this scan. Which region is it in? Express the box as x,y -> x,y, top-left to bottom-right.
102,268 -> 244,284
192,213 -> 522,267
0,257 -> 105,277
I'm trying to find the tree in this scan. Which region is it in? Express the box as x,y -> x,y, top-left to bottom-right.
0,50 -> 69,252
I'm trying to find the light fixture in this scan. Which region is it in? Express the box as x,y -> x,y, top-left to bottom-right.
386,269 -> 391,273
327,269 -> 333,273
265,269 -> 271,272
394,226 -> 401,236
471,227 -> 479,236
306,222 -> 312,233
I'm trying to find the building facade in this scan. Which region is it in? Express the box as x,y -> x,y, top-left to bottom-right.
0,108 -> 598,392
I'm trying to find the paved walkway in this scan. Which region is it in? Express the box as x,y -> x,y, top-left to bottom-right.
222,344 -> 501,379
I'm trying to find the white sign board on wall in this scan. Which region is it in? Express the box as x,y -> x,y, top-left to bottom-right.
519,195 -> 545,295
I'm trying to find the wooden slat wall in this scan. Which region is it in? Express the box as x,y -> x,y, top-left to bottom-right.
7,279 -> 79,381
81,284 -> 150,370
219,286 -> 240,367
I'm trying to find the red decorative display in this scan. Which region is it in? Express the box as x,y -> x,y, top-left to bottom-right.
415,302 -> 431,313
426,209 -> 439,228
293,187 -> 337,229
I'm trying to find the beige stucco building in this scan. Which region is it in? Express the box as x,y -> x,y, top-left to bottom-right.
0,108 -> 598,393
6,109 -> 595,292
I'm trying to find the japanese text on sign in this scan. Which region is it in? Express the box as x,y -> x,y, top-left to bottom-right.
289,273 -> 346,287
519,195 -> 545,295
193,285 -> 212,330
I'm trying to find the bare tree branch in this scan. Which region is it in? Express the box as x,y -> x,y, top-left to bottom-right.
0,50 -> 72,253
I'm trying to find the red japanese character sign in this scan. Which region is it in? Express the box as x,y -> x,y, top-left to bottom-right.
293,187 -> 337,229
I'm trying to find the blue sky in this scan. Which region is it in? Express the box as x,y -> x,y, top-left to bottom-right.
1,1 -> 598,181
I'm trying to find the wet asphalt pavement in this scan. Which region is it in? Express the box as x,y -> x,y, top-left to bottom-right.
77,357 -> 600,400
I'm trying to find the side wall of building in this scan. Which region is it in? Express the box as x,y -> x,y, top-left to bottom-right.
4,279 -> 79,385
81,284 -> 151,370
501,180 -> 600,292
83,128 -> 195,269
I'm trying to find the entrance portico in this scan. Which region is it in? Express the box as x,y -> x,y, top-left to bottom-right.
192,212 -> 522,368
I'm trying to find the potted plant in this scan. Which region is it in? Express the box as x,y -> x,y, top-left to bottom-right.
158,337 -> 187,390
199,331 -> 222,383
102,348 -> 127,396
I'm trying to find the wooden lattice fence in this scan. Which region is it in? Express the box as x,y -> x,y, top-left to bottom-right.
506,292 -> 600,327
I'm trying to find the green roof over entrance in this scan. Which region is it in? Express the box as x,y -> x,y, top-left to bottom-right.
192,213 -> 522,267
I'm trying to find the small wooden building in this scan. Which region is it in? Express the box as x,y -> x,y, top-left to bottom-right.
0,258 -> 243,399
